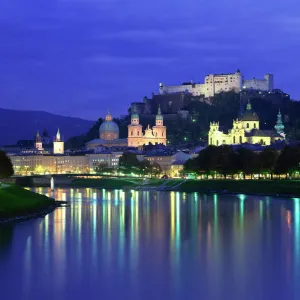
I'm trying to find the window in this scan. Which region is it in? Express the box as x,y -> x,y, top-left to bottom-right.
131,131 -> 133,136
216,140 -> 219,146
210,138 -> 212,144
137,131 -> 139,136
247,123 -> 249,128
254,123 -> 257,129
239,136 -> 242,144
233,136 -> 236,144
162,132 -> 164,137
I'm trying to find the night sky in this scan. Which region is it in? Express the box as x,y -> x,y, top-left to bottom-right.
0,0 -> 299,120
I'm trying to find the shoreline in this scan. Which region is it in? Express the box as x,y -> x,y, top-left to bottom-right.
0,202 -> 62,225
0,185 -> 64,225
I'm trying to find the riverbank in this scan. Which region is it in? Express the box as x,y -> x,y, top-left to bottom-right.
0,185 -> 59,223
71,178 -> 300,197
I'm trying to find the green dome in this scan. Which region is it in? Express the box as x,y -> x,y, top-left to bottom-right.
131,113 -> 139,119
99,120 -> 119,134
156,106 -> 163,120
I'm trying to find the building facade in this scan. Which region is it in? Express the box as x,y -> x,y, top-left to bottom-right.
9,150 -> 125,175
128,106 -> 167,147
208,101 -> 284,146
159,70 -> 273,97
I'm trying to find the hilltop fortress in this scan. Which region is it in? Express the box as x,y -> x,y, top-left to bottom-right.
159,70 -> 273,98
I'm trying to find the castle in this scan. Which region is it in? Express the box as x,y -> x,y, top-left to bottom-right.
208,101 -> 285,146
159,70 -> 273,98
127,106 -> 167,147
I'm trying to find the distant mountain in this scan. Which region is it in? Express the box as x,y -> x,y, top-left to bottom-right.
0,108 -> 95,146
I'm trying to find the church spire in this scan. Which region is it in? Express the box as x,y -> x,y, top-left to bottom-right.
56,128 -> 61,142
246,100 -> 252,111
36,130 -> 41,142
156,104 -> 163,125
131,104 -> 139,125
274,109 -> 285,137
105,109 -> 112,121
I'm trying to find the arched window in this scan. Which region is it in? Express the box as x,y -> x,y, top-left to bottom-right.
210,138 -> 212,145
162,132 -> 164,137
156,132 -> 157,137
233,136 -> 236,144
254,123 -> 257,129
247,123 -> 249,128
137,131 -> 139,136
216,140 -> 219,146
260,139 -> 264,145
239,136 -> 242,144
131,131 -> 133,136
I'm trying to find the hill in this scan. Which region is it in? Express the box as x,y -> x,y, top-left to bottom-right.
65,91 -> 300,149
0,108 -> 95,146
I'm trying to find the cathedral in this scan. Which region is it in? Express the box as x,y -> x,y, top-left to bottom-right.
208,101 -> 285,146
128,106 -> 167,147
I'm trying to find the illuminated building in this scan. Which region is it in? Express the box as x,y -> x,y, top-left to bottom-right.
208,101 -> 285,146
53,129 -> 64,154
159,70 -> 273,97
128,106 -> 167,147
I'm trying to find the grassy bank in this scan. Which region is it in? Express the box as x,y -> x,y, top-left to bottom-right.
71,177 -> 300,197
178,180 -> 300,196
0,185 -> 56,219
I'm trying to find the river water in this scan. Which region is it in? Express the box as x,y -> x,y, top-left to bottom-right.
0,188 -> 300,300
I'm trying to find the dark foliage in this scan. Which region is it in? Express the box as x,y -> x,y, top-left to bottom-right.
184,145 -> 300,177
0,151 -> 14,179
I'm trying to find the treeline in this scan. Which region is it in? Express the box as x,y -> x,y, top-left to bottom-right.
184,145 -> 300,178
94,152 -> 162,177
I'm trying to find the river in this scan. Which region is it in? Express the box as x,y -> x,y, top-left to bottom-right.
0,188 -> 300,299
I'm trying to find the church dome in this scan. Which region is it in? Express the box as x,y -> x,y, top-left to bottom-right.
99,111 -> 119,141
241,101 -> 259,121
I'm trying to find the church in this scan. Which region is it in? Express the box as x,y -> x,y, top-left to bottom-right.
85,111 -> 128,149
127,106 -> 167,147
208,101 -> 285,146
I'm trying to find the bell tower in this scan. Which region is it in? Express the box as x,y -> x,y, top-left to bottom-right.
128,105 -> 143,147
35,130 -> 43,151
53,128 -> 64,154
152,105 -> 167,145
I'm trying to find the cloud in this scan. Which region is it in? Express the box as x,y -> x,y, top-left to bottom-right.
86,55 -> 176,65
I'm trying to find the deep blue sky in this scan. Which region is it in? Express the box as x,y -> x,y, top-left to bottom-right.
0,0 -> 299,120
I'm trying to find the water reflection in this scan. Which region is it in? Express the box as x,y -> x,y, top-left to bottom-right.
0,188 -> 300,299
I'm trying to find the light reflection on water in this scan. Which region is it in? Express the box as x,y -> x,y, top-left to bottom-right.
0,188 -> 300,300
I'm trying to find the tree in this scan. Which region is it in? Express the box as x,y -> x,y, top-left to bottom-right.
119,152 -> 141,175
149,162 -> 162,178
258,147 -> 279,178
275,145 -> 300,177
0,151 -> 14,180
216,145 -> 238,178
138,160 -> 152,176
94,162 -> 109,173
235,148 -> 259,178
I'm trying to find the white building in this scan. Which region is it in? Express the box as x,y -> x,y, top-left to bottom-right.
159,70 -> 273,98
242,74 -> 273,91
9,150 -> 125,175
